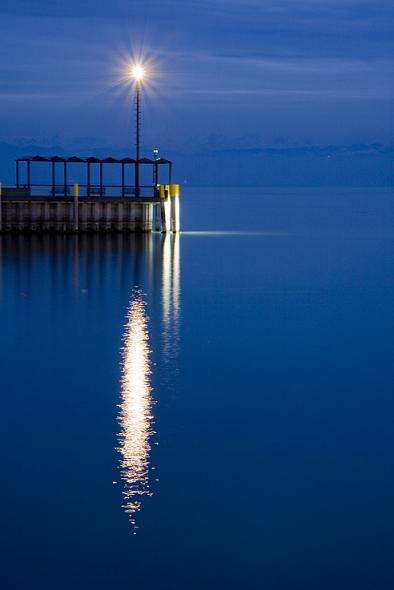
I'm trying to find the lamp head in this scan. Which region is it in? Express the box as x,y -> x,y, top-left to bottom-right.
132,64 -> 145,82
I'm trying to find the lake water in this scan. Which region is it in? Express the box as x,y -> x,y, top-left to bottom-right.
1,187 -> 394,589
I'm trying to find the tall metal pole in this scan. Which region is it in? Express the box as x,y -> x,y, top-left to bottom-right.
135,81 -> 140,198
51,160 -> 55,196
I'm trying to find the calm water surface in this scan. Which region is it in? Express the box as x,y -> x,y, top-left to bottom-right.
1,187 -> 394,589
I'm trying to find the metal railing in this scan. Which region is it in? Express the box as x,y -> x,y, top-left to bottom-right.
23,184 -> 159,199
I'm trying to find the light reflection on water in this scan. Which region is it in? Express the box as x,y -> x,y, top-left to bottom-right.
118,292 -> 154,527
118,233 -> 181,527
162,234 -> 181,362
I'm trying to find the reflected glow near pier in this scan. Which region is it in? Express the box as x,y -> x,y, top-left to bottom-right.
162,234 -> 181,361
118,293 -> 153,525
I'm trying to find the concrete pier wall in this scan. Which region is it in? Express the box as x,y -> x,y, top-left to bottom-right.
0,199 -> 154,232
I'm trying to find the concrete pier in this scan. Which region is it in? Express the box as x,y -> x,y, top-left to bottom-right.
0,194 -> 154,233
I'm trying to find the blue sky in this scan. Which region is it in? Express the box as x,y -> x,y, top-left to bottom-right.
0,0 -> 393,184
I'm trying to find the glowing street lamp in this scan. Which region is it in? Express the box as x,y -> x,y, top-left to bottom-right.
132,64 -> 145,82
131,64 -> 146,198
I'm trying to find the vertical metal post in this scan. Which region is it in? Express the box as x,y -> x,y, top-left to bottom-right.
64,161 -> 67,197
135,81 -> 140,198
87,162 -> 91,197
73,183 -> 79,231
121,162 -> 125,197
160,185 -> 170,233
51,160 -> 55,196
154,203 -> 161,231
16,161 -> 19,188
99,162 -> 103,197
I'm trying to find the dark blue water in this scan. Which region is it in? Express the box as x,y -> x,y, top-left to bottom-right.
1,187 -> 394,589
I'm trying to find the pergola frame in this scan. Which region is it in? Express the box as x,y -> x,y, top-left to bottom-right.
15,155 -> 173,197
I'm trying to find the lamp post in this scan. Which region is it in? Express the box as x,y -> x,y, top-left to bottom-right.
132,65 -> 145,198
